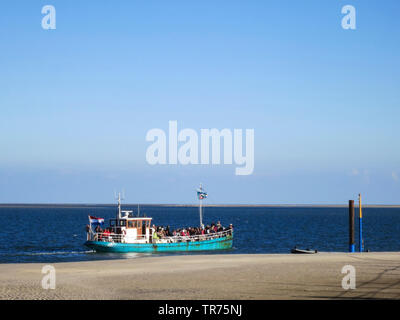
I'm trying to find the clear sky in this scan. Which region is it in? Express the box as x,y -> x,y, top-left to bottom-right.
0,0 -> 399,204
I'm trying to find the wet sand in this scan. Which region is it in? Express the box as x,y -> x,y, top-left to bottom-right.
1,252 -> 399,300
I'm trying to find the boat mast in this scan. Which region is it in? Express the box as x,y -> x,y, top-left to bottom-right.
198,183 -> 205,228
118,192 -> 121,219
115,192 -> 123,220
199,195 -> 203,228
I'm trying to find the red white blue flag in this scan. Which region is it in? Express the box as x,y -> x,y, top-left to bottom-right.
88,216 -> 104,225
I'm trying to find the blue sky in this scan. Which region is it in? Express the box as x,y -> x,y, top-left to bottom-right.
0,0 -> 399,204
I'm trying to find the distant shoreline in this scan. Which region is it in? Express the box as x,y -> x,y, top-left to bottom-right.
0,203 -> 400,208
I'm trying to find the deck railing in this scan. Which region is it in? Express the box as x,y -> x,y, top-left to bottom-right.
87,232 -> 149,242
87,232 -> 124,243
160,229 -> 233,243
87,229 -> 233,244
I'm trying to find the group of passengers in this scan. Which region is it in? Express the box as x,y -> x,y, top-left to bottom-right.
91,225 -> 113,240
87,221 -> 233,242
93,225 -> 114,235
151,221 -> 233,241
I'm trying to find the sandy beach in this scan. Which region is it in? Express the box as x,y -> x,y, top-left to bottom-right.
1,252 -> 399,300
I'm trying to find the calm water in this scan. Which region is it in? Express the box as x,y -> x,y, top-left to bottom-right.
0,206 -> 399,263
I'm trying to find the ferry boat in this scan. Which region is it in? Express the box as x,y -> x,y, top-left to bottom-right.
84,185 -> 234,253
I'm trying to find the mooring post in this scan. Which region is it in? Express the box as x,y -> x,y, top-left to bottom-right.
359,194 -> 363,252
349,200 -> 355,252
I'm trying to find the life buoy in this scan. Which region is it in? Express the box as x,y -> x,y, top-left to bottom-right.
122,229 -> 126,236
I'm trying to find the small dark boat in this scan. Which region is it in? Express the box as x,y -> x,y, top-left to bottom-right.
291,247 -> 318,254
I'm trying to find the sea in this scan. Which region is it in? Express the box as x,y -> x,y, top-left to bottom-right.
0,205 -> 399,263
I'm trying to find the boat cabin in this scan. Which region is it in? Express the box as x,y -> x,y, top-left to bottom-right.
109,210 -> 152,243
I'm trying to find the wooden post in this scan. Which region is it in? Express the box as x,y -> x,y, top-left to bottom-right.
349,200 -> 355,252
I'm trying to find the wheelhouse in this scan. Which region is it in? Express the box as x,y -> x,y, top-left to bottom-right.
108,211 -> 152,243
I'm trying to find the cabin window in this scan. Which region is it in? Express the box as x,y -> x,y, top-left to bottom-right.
142,221 -> 146,234
128,221 -> 134,228
137,221 -> 142,228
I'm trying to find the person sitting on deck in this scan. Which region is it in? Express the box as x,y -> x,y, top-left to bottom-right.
152,229 -> 159,242
210,224 -> 216,233
103,228 -> 112,241
166,226 -> 171,237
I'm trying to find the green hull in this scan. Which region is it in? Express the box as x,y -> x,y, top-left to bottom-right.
85,234 -> 233,253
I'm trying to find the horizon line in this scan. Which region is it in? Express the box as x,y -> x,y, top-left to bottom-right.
1,203 -> 400,208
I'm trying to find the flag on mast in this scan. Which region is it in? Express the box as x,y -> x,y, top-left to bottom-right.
197,185 -> 208,200
88,216 -> 104,225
